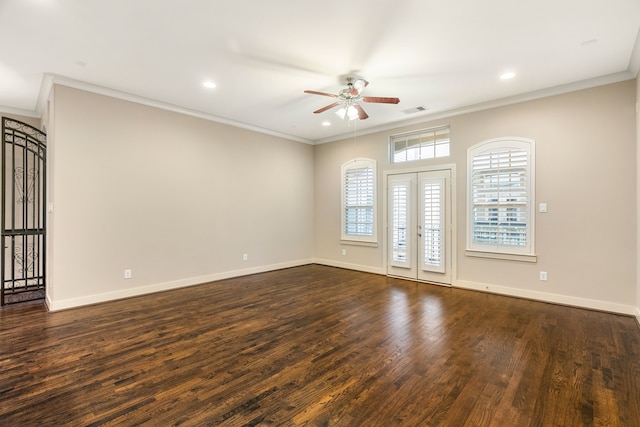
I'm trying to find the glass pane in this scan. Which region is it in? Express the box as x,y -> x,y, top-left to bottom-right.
435,142 -> 450,157
420,143 -> 435,159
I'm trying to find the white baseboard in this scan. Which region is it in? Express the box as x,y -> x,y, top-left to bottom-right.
47,260 -> 640,320
311,260 -> 640,317
455,279 -> 639,316
47,259 -> 314,311
312,258 -> 385,275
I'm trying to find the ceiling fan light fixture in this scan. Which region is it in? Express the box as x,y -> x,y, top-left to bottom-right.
336,105 -> 359,121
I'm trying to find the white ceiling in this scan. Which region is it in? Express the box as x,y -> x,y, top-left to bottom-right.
1,0 -> 639,144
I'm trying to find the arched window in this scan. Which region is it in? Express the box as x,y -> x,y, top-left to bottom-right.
467,137 -> 535,257
341,158 -> 377,243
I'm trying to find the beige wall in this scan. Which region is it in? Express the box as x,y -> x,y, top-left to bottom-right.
46,85 -> 314,309
314,80 -> 637,314
2,80 -> 638,315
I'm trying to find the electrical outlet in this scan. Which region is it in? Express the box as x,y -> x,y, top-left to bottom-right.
539,271 -> 547,281
124,269 -> 132,279
342,249 -> 347,256
243,254 -> 248,262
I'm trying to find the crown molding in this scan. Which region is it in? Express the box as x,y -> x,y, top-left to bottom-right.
38,74 -> 315,145
314,71 -> 636,144
20,70 -> 637,146
628,26 -> 640,77
0,104 -> 40,118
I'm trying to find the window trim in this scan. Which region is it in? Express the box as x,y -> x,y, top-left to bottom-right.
341,158 -> 377,244
466,137 -> 535,259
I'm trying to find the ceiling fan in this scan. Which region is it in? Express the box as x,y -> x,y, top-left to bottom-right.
304,77 -> 400,120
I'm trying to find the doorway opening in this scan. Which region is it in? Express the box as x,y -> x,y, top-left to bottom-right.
1,118 -> 46,306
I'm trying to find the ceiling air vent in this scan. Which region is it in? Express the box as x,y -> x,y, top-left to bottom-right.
402,106 -> 428,114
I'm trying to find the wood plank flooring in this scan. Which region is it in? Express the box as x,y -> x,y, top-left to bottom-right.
1,264 -> 639,426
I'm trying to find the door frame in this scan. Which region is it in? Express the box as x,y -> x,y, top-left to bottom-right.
383,164 -> 457,285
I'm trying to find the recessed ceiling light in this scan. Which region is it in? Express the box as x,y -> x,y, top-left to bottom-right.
322,121 -> 331,126
500,72 -> 516,80
202,81 -> 216,89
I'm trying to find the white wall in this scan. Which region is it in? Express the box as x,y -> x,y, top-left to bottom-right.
314,80 -> 637,315
46,85 -> 314,310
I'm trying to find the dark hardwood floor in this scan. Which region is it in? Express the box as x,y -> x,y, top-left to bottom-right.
1,265 -> 639,426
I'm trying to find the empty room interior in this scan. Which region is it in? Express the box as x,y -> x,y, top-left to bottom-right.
1,1 -> 640,425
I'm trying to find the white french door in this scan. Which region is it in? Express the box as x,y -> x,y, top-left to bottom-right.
387,169 -> 452,284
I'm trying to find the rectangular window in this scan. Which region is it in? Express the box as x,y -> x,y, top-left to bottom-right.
467,138 -> 535,258
391,126 -> 450,163
342,158 -> 377,243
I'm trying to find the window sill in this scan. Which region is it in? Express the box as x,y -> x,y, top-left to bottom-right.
341,240 -> 378,248
465,249 -> 537,263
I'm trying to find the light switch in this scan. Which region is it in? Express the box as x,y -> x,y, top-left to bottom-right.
539,203 -> 547,213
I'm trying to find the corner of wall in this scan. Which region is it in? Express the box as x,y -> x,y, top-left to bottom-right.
313,258 -> 386,275
636,73 -> 640,319
628,27 -> 640,78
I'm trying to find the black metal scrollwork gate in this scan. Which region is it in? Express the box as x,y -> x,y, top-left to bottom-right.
1,118 -> 46,305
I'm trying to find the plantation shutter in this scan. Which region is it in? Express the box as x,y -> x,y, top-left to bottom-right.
342,159 -> 376,242
422,177 -> 444,272
471,146 -> 529,248
390,178 -> 411,267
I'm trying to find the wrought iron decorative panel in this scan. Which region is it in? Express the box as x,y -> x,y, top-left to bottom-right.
1,118 -> 46,305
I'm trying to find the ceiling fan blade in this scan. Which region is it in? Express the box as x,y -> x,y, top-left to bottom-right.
304,90 -> 338,98
354,104 -> 369,120
313,102 -> 341,114
362,96 -> 400,104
